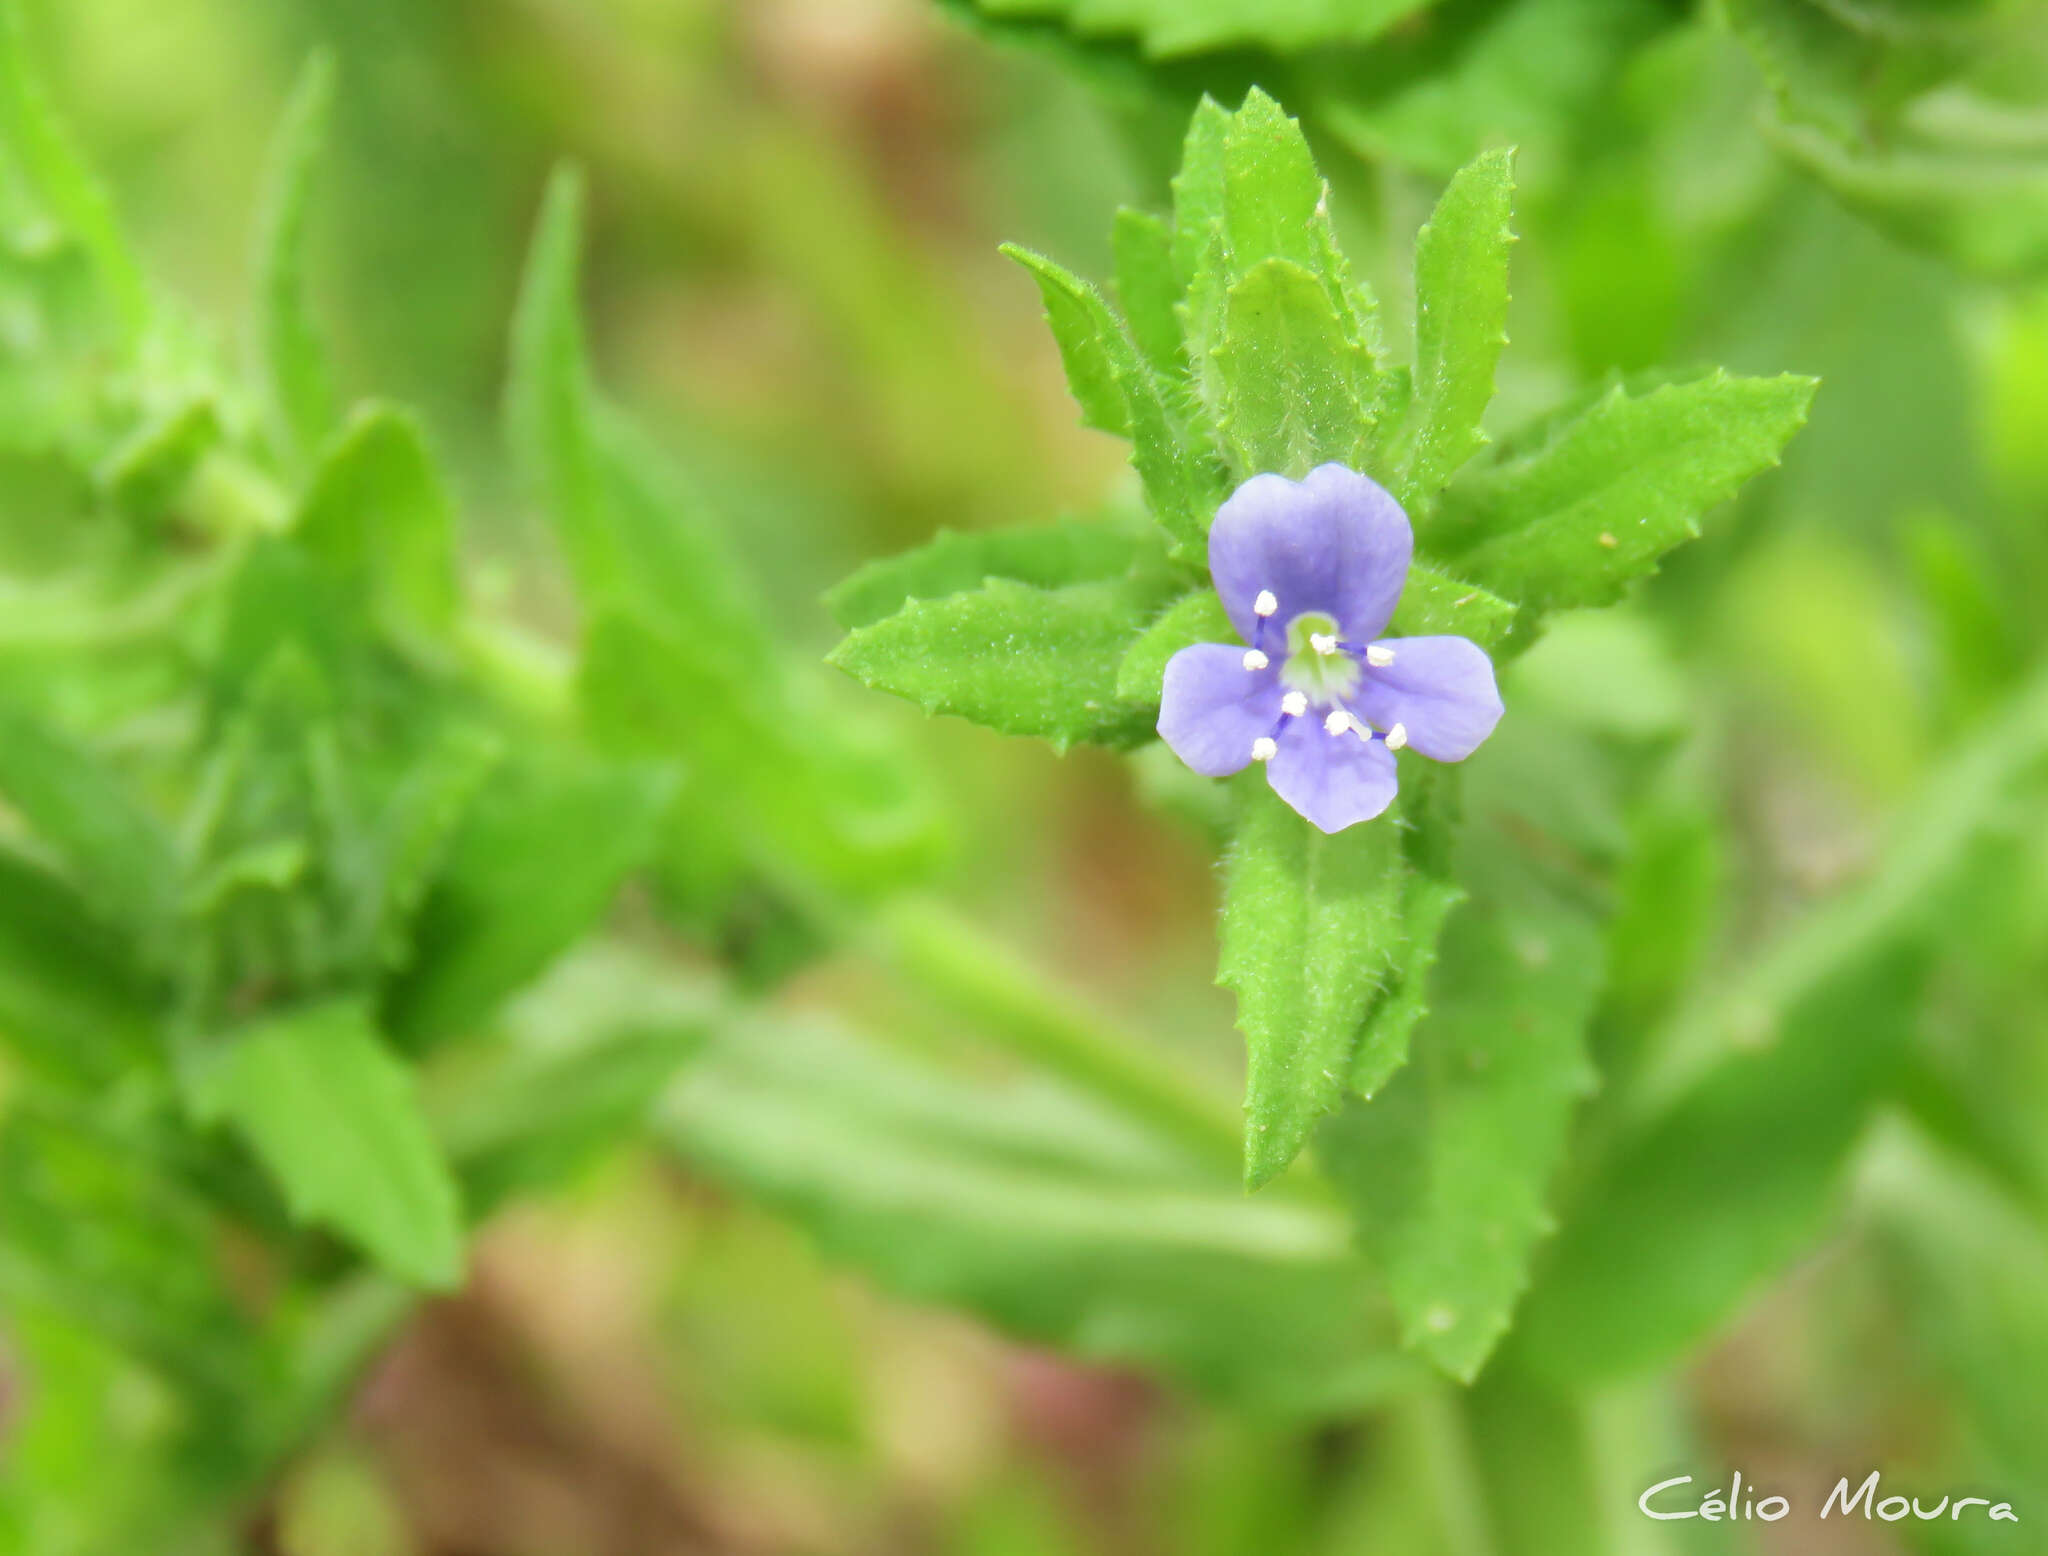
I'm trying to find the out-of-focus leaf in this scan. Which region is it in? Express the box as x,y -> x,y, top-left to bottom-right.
829,574 -> 1173,752
0,849 -> 156,1088
658,998 -> 1425,1415
94,396 -> 221,524
0,2 -> 147,337
384,755 -> 676,1049
1513,946 -> 1921,1384
827,517 -> 1163,631
1434,371 -> 1817,618
1319,0 -> 1675,177
958,0 -> 1432,59
1213,258 -> 1375,479
353,726 -> 503,974
1391,148 -> 1514,511
1115,588 -> 1234,704
185,998 -> 464,1290
293,402 -> 459,649
0,1108 -> 259,1397
1864,1128 -> 2048,1494
250,51 -> 337,470
436,946 -> 714,1212
0,698 -> 179,949
1220,778 -> 1407,1188
1321,828 -> 1602,1380
583,611 -> 944,901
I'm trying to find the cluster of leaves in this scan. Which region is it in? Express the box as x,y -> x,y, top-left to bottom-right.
832,88 -> 1813,1243
1726,0 -> 2048,279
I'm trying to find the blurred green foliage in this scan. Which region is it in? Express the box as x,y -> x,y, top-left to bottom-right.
0,0 -> 2044,1553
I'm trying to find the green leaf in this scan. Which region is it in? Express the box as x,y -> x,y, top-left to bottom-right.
960,0 -> 1432,59
1112,206 -> 1183,377
1170,96 -> 1232,289
1392,148 -> 1515,510
0,700 -> 179,949
582,611 -> 945,900
1115,588 -> 1234,704
1512,946 -> 1920,1384
826,517 -> 1160,631
658,992 -> 1425,1415
507,163 -> 617,604
185,998 -> 464,1290
384,755 -> 677,1049
1000,242 -> 1133,437
829,574 -> 1173,752
1321,831 -> 1602,1380
1003,244 -> 1216,554
249,51 -> 337,470
1386,564 -> 1518,650
1213,258 -> 1375,479
0,3 -> 147,338
1435,371 -> 1817,616
1220,778 -> 1408,1188
0,850 -> 157,1088
94,396 -> 222,523
293,402 -> 459,648
1348,873 -> 1464,1100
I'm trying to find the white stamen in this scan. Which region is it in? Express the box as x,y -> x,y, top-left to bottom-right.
1323,709 -> 1353,736
1366,644 -> 1396,668
1309,632 -> 1337,656
1253,589 -> 1279,618
1385,722 -> 1409,751
1242,648 -> 1269,671
1251,736 -> 1278,762
1280,691 -> 1308,719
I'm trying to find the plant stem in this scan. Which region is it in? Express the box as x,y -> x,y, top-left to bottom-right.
868,896 -> 1246,1175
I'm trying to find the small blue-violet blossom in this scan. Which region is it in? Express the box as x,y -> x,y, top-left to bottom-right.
1158,463 -> 1504,833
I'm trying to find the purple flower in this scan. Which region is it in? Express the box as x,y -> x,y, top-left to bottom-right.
1157,464 -> 1503,832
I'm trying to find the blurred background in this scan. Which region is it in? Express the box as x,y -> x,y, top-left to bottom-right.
4,0 -> 2048,1552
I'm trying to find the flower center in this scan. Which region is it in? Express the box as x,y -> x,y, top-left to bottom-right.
1279,612 -> 1361,705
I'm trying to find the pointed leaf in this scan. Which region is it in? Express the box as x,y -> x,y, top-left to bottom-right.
250,51 -> 338,470
827,517 -> 1159,631
186,999 -> 464,1290
1394,148 -> 1515,510
1437,371 -> 1817,615
829,575 -> 1172,752
1001,242 -> 1132,437
1220,778 -> 1408,1187
1214,258 -> 1375,478
1321,831 -> 1602,1379
1112,206 -> 1183,377
294,403 -> 459,647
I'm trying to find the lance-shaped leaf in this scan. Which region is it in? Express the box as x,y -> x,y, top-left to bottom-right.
1112,206 -> 1183,377
1220,778 -> 1408,1188
294,403 -> 459,649
0,700 -> 179,951
1213,258 -> 1375,479
1003,244 -> 1214,553
829,574 -> 1175,752
185,999 -> 464,1291
827,517 -> 1161,631
384,755 -> 677,1049
1321,829 -> 1603,1380
1436,371 -> 1817,616
250,51 -> 338,470
1391,148 -> 1515,511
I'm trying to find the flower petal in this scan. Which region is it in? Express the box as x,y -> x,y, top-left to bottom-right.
1158,643 -> 1284,777
1264,715 -> 1399,833
1349,636 -> 1504,762
1209,464 -> 1412,644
